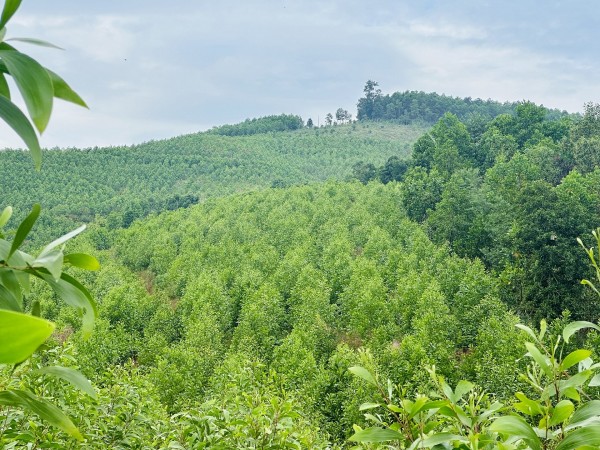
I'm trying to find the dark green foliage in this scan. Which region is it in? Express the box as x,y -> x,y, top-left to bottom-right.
206,114 -> 304,136
357,83 -> 572,125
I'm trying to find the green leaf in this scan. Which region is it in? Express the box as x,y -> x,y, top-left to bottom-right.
8,203 -> 40,259
0,206 -> 11,228
40,224 -> 85,256
0,309 -> 54,363
589,373 -> 600,387
348,366 -> 378,387
563,321 -> 600,344
349,427 -> 404,443
549,400 -> 574,427
0,48 -> 53,133
0,268 -> 22,306
490,415 -> 541,450
46,69 -> 87,108
0,72 -> 9,99
6,37 -> 63,50
37,366 -> 97,400
0,0 -> 22,29
359,402 -> 380,411
454,380 -> 474,401
555,426 -> 600,450
421,433 -> 468,446
525,342 -> 552,377
561,349 -> 592,371
34,271 -> 96,337
516,324 -> 539,342
0,389 -> 82,440
64,253 -> 100,271
0,283 -> 21,311
33,248 -> 63,281
539,319 -> 547,341
0,95 -> 40,168
568,400 -> 600,429
514,392 -> 544,416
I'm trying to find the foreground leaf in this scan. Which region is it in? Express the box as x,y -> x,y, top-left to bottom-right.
0,309 -> 54,363
490,415 -> 541,450
64,253 -> 100,271
0,0 -> 22,29
37,366 -> 97,399
563,321 -> 600,343
348,366 -> 378,387
0,389 -> 82,440
8,203 -> 40,258
46,68 -> 87,107
0,48 -> 53,133
349,427 -> 404,443
0,95 -> 40,168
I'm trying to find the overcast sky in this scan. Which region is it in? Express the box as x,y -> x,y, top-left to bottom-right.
0,0 -> 598,149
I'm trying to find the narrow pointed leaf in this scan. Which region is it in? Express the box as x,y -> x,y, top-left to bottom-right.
359,402 -> 380,411
348,366 -> 377,387
8,203 -> 40,258
46,69 -> 87,108
0,389 -> 82,440
0,206 -> 12,228
563,321 -> 600,343
0,95 -> 40,167
40,224 -> 85,256
0,0 -> 22,29
37,366 -> 96,399
0,309 -> 54,363
7,37 -> 63,50
525,342 -> 552,377
0,71 -> 9,98
516,324 -> 538,342
64,253 -> 100,271
349,427 -> 404,443
422,433 -> 468,446
0,49 -> 53,132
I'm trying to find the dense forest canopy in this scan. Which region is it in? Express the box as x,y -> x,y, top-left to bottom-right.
2,75 -> 600,447
356,80 -> 573,124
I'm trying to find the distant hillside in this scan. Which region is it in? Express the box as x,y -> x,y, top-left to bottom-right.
206,114 -> 304,136
356,82 -> 572,124
0,121 -> 425,244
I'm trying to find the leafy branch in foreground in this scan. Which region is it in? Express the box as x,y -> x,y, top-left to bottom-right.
0,0 -> 95,441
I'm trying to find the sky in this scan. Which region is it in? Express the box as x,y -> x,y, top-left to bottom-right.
0,0 -> 598,149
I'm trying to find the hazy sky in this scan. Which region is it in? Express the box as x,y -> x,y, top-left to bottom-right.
0,0 -> 598,148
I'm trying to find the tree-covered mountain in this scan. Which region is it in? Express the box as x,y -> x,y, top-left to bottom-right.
356,80 -> 573,124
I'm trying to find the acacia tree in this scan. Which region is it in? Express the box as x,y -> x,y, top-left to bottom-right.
0,0 -> 97,440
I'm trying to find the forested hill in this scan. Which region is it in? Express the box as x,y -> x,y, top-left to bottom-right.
356,81 -> 572,124
0,121 -> 425,244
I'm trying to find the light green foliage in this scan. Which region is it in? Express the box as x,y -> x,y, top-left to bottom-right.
0,121 -> 424,245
